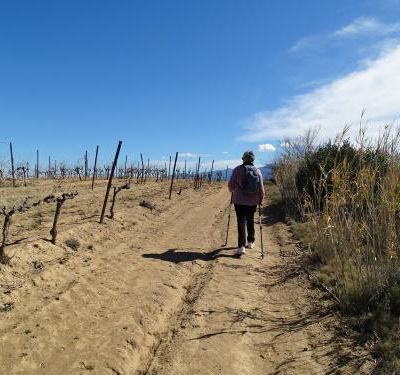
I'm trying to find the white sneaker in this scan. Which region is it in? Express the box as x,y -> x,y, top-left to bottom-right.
246,242 -> 255,249
235,246 -> 246,255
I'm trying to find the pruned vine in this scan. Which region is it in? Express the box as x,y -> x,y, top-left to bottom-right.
44,192 -> 79,244
0,198 -> 41,264
109,183 -> 130,219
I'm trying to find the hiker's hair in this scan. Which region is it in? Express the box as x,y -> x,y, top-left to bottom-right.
242,150 -> 255,163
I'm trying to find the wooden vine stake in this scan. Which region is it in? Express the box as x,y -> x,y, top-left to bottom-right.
36,149 -> 39,179
136,162 -> 140,183
109,183 -> 130,219
194,157 -> 201,189
49,192 -> 78,244
9,143 -> 15,187
100,141 -> 122,224
140,153 -> 145,184
92,145 -> 99,190
124,155 -> 128,178
84,151 -> 88,180
169,152 -> 179,200
168,155 -> 172,180
145,159 -> 149,183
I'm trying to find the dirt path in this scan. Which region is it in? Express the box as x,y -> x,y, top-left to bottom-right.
144,196 -> 372,375
0,184 -> 371,374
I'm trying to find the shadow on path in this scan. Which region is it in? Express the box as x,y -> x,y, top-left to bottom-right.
261,201 -> 285,227
142,247 -> 239,264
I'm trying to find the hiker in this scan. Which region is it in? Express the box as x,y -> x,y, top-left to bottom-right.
228,151 -> 264,255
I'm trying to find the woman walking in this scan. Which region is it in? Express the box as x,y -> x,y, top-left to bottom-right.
228,151 -> 264,255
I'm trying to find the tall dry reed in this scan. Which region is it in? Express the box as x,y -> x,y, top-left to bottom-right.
275,126 -> 400,310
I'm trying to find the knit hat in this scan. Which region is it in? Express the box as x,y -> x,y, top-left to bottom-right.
242,150 -> 255,163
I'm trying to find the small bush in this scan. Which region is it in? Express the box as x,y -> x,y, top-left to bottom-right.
65,238 -> 80,251
139,200 -> 156,210
295,140 -> 389,211
1,302 -> 14,312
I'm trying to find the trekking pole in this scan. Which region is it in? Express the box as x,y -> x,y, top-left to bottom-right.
224,193 -> 233,246
259,203 -> 264,259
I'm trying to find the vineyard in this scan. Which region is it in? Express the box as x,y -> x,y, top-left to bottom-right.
0,141 -> 374,374
0,142 -> 227,188
0,141 -> 228,263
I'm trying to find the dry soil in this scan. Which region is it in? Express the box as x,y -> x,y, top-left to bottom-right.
0,180 -> 373,374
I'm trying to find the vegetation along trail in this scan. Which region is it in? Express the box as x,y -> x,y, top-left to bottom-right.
0,181 -> 372,374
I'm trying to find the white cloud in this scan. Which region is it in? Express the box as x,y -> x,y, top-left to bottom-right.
334,17 -> 400,38
179,159 -> 242,170
151,158 -> 266,171
205,159 -> 242,170
222,151 -> 229,154
290,17 -> 400,53
241,44 -> 400,142
258,144 -> 276,152
178,152 -> 197,158
152,159 -> 242,170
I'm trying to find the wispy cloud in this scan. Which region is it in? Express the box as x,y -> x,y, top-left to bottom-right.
241,44 -> 400,142
290,17 -> 400,53
334,17 -> 400,38
289,35 -> 321,53
258,144 -> 276,152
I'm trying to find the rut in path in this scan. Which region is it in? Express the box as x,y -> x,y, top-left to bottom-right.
141,262 -> 215,374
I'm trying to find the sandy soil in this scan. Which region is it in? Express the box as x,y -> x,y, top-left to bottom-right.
0,180 -> 373,374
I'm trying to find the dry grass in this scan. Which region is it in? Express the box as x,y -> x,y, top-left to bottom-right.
274,126 -> 400,373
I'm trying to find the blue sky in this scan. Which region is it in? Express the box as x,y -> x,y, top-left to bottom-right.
1,0 -> 400,170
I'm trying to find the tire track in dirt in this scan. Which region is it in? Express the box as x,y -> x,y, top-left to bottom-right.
139,188 -> 231,374
140,263 -> 215,374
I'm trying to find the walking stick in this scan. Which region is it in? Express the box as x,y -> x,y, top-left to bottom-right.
259,203 -> 264,259
224,193 -> 233,246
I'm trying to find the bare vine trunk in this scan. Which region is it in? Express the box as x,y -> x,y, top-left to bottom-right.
110,187 -> 117,219
0,214 -> 12,263
50,200 -> 63,244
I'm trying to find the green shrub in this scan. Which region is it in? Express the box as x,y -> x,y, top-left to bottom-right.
295,140 -> 389,211
65,238 -> 80,251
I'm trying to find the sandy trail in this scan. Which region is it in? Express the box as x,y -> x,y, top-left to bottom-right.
0,183 -> 371,374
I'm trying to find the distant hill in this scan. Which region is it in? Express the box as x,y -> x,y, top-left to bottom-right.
259,165 -> 273,180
